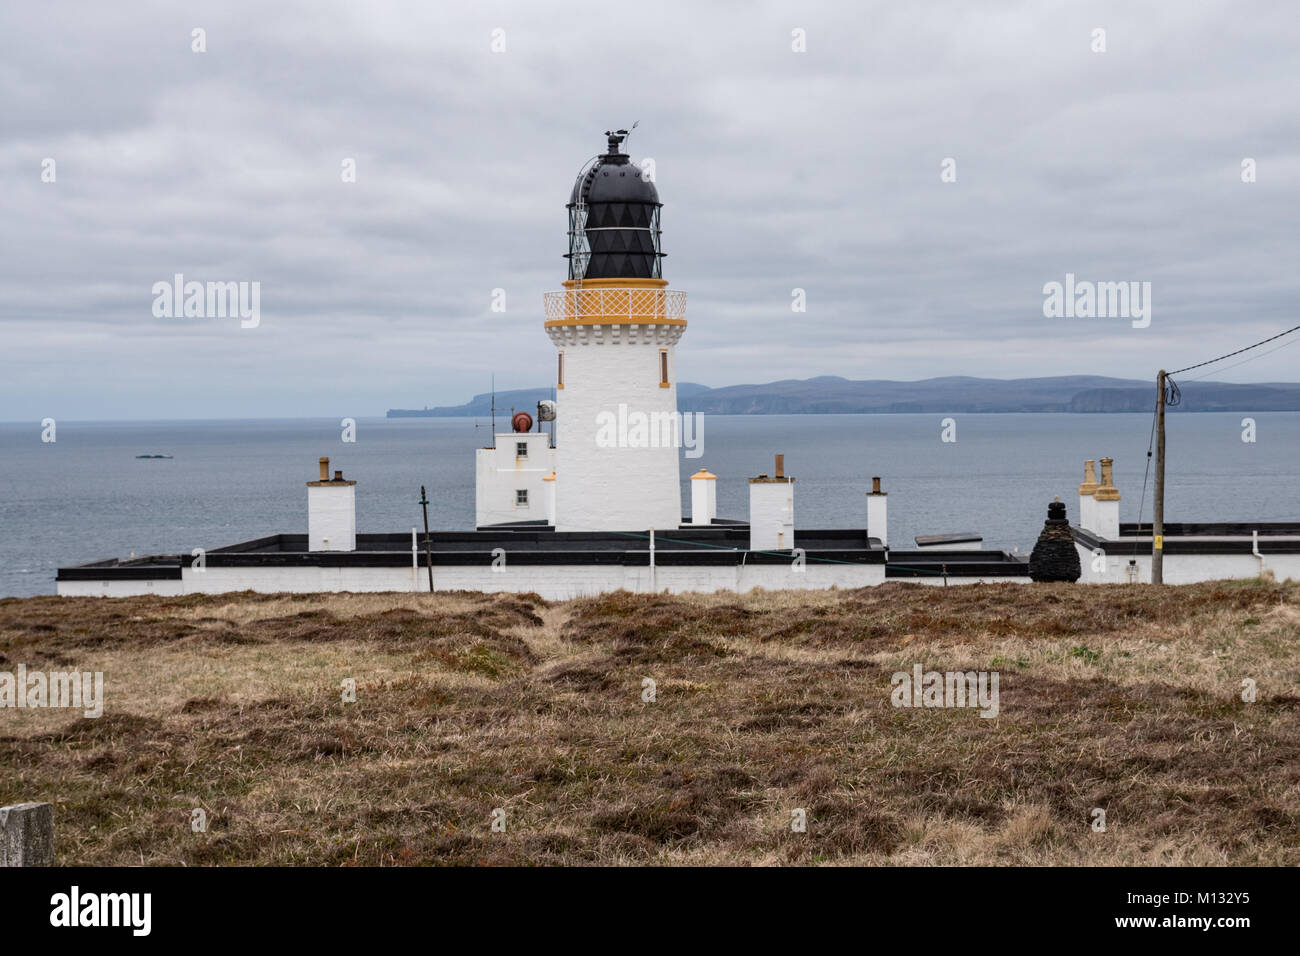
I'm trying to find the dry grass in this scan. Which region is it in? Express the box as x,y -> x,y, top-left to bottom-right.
1,580 -> 1297,866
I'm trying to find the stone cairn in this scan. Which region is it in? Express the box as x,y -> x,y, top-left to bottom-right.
1029,498 -> 1081,582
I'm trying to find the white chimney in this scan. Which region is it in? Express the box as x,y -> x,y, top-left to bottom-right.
749,454 -> 794,551
866,476 -> 887,547
1092,457 -> 1121,540
543,471 -> 556,526
690,468 -> 717,525
308,456 -> 357,552
1077,459 -> 1099,534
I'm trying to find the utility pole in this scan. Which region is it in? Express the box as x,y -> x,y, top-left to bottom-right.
1152,370 -> 1166,584
419,485 -> 434,593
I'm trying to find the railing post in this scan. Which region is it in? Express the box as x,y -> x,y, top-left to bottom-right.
0,802 -> 54,867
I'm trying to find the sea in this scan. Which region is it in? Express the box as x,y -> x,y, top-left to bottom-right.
1,413 -> 1297,598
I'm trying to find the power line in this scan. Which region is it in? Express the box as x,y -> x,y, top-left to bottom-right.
1146,322 -> 1300,583
1182,333 -> 1300,381
1168,324 -> 1300,376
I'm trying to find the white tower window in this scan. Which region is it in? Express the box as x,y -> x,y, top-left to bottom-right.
557,351 -> 565,389
516,441 -> 528,458
515,489 -> 529,507
659,349 -> 669,387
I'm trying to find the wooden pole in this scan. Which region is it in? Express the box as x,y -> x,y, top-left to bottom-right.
1152,370 -> 1166,584
420,486 -> 434,593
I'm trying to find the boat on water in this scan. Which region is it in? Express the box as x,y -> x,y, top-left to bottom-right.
135,454 -> 173,459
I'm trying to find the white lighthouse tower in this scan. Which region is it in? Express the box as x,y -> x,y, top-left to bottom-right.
544,131 -> 688,532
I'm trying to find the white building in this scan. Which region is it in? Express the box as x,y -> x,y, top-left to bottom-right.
57,132 -> 1043,599
545,130 -> 687,532
474,424 -> 556,527
1071,457 -> 1300,584
307,457 -> 356,552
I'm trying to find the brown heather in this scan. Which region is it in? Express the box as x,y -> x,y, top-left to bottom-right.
1,581 -> 1297,866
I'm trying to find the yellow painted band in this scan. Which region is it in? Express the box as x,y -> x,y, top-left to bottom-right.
545,317 -> 687,328
562,278 -> 667,290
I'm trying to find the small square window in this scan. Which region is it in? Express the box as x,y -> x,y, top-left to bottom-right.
516,441 -> 528,458
515,489 -> 529,506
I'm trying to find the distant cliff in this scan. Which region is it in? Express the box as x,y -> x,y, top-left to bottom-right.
388,388 -> 555,418
388,376 -> 1300,416
388,383 -> 709,418
1067,382 -> 1300,412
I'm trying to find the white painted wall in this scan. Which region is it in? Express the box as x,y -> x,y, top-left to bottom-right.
749,479 -> 795,551
1092,497 -> 1120,540
548,324 -> 684,532
1074,542 -> 1300,584
57,579 -> 186,597
1078,493 -> 1096,535
58,560 -> 887,600
866,494 -> 887,546
64,550 -> 1295,598
690,472 -> 716,525
308,485 -> 356,551
475,434 -> 555,526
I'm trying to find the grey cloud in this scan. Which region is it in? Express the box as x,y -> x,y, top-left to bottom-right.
1,0 -> 1297,419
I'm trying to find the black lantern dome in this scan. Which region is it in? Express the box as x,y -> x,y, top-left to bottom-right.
566,130 -> 664,281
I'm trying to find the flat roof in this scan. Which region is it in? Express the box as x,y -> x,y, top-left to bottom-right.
56,524 -> 1030,582
914,532 -> 982,546
887,550 -> 1028,578
58,526 -> 878,580
1073,521 -> 1300,554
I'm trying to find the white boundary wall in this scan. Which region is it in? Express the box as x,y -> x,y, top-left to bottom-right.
58,561 -> 886,600
1074,543 -> 1300,584
61,551 -> 1300,598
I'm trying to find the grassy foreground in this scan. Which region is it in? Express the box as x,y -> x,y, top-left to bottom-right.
1,581 -> 1298,866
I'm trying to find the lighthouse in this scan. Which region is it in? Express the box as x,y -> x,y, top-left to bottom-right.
544,131 -> 688,532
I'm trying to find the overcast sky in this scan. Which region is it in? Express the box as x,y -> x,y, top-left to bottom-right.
2,0 -> 1297,420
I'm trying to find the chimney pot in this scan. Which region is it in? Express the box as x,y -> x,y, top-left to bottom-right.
1095,457 -> 1121,501
1078,459 -> 1099,495
1091,457 -> 1122,540
319,457 -> 329,481
334,470 -> 343,481
866,477 -> 888,545
774,454 -> 784,478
